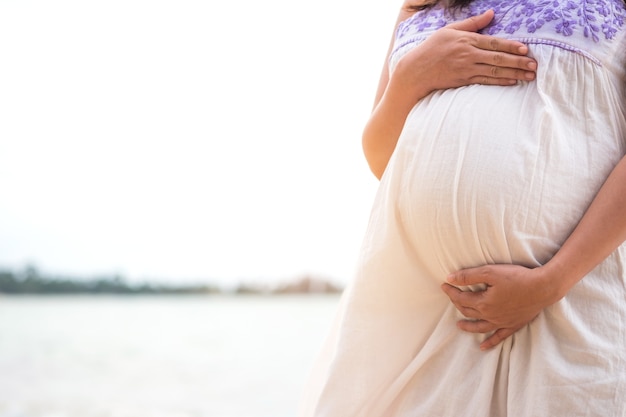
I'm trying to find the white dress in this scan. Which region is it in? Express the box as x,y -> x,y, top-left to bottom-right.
298,0 -> 626,416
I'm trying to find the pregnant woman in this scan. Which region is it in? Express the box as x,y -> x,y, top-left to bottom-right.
298,0 -> 626,416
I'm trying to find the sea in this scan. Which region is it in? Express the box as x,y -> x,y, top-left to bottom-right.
0,294 -> 340,417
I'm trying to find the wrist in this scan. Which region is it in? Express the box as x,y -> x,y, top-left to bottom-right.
534,258 -> 578,305
388,60 -> 432,105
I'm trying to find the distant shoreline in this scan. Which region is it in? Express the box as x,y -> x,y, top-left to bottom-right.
0,265 -> 344,296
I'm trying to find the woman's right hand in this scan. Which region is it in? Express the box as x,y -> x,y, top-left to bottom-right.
393,9 -> 537,99
363,9 -> 537,179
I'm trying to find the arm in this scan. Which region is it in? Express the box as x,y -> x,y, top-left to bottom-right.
443,155 -> 626,350
363,7 -> 537,179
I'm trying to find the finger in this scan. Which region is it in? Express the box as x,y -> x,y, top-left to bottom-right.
468,66 -> 535,82
441,284 -> 484,317
441,282 -> 480,303
472,32 -> 530,56
442,283 -> 483,304
441,282 -> 461,297
472,50 -> 537,72
457,304 -> 482,319
457,319 -> 498,334
466,76 -> 518,86
479,327 -> 518,350
446,9 -> 494,33
441,282 -> 488,306
447,267 -> 490,287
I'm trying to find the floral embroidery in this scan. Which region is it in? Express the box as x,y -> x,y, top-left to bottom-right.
395,0 -> 626,44
475,0 -> 626,41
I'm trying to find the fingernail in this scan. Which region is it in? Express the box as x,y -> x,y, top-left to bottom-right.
525,72 -> 535,80
527,61 -> 537,70
518,45 -> 528,54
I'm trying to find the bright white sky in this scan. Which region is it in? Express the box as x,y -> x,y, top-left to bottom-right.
0,0 -> 399,287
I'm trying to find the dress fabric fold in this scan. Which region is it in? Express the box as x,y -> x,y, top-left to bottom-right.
298,0 -> 626,415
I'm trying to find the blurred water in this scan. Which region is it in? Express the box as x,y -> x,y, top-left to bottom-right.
0,294 -> 339,417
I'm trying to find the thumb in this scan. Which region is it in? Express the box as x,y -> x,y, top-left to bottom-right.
447,267 -> 489,287
446,9 -> 494,32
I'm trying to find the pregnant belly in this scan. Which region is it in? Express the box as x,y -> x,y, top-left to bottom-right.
388,84 -> 620,280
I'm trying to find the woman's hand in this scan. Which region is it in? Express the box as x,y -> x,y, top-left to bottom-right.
392,9 -> 537,99
441,155 -> 626,350
363,9 -> 537,179
441,264 -> 560,350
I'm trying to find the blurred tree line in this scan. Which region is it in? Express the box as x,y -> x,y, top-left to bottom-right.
0,265 -> 220,295
0,265 -> 343,295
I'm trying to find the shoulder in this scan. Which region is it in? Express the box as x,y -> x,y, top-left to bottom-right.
402,0 -> 438,12
398,0 -> 435,21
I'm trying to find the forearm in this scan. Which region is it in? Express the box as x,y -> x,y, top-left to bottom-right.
361,105 -> 407,179
362,8 -> 537,180
362,75 -> 429,179
443,155 -> 626,349
541,155 -> 626,300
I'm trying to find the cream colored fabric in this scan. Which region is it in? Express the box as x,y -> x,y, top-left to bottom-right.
298,0 -> 626,416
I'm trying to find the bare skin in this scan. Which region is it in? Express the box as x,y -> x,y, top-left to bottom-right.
442,156 -> 626,349
362,6 -> 537,179
364,2 -> 626,350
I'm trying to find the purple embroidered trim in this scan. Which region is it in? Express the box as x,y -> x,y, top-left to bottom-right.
396,0 -> 626,43
516,37 -> 603,63
393,35 -> 434,53
394,34 -> 604,64
473,0 -> 626,41
396,8 -> 448,40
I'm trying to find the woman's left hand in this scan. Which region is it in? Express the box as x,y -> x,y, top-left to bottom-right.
441,264 -> 559,350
